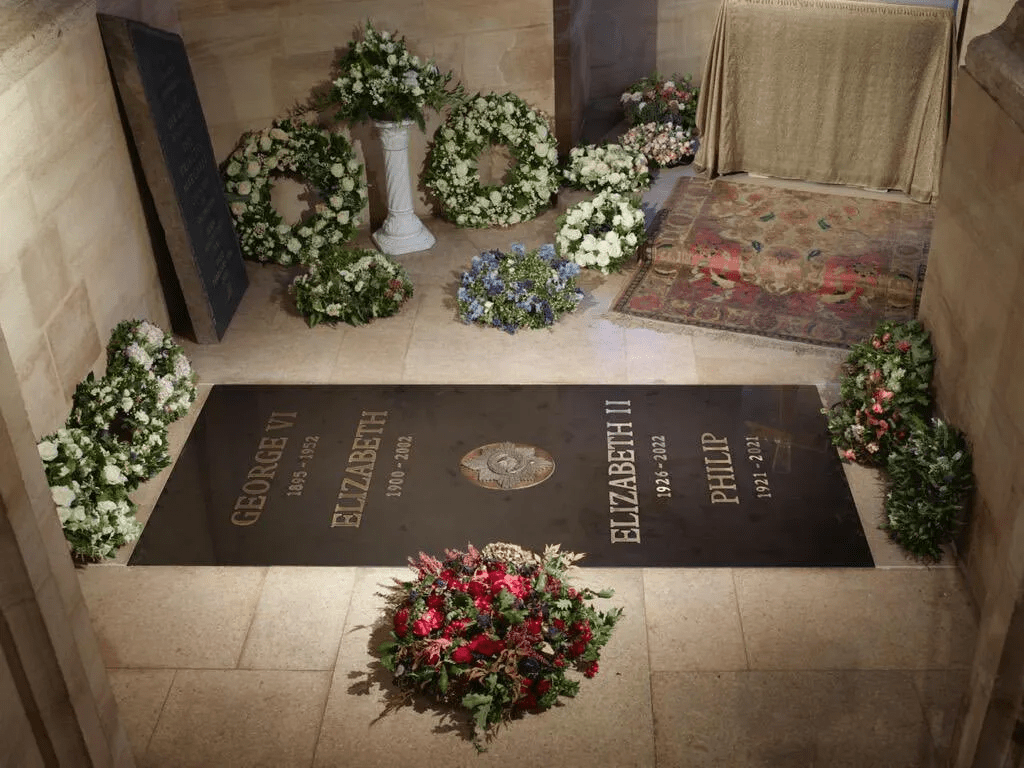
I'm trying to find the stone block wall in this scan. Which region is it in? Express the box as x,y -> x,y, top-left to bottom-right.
175,0 -> 555,223
917,4 -> 1024,763
657,0 -> 722,85
0,2 -> 168,440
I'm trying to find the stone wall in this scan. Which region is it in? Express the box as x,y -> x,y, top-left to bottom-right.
175,0 -> 555,223
917,4 -> 1024,764
0,2 -> 168,439
657,0 -> 722,86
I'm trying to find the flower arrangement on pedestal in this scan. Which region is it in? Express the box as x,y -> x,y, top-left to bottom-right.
456,243 -> 583,333
824,320 -> 934,465
555,191 -> 646,274
379,543 -> 622,750
424,92 -> 560,228
620,72 -> 699,133
324,21 -> 462,130
37,320 -> 197,560
324,22 -> 463,255
223,117 -> 367,266
562,144 -> 650,195
620,122 -> 698,168
290,246 -> 414,327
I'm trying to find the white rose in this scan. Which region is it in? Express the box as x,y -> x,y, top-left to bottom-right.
102,465 -> 127,486
37,441 -> 58,461
336,210 -> 350,225
331,163 -> 345,177
341,178 -> 354,192
51,485 -> 75,507
246,160 -> 261,176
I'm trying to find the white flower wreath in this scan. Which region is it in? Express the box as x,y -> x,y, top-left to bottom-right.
562,144 -> 650,195
424,93 -> 559,228
555,190 -> 646,274
224,117 -> 368,265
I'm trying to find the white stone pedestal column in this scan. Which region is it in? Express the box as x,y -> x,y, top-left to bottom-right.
371,120 -> 435,255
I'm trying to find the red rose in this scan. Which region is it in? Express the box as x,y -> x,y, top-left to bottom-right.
897,341 -> 911,353
535,679 -> 552,695
412,608 -> 443,636
468,635 -> 504,656
525,618 -> 543,636
451,645 -> 473,664
394,608 -> 410,638
467,580 -> 488,598
443,618 -> 471,639
427,594 -> 444,609
473,594 -> 492,612
583,661 -> 599,678
568,640 -> 587,658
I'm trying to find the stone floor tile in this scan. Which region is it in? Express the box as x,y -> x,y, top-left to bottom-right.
239,566 -> 357,670
182,329 -> 344,385
77,566 -> 266,668
651,670 -> 940,768
643,569 -> 748,671
144,669 -> 330,768
106,668 -> 175,761
623,325 -> 700,384
913,669 -> 969,757
734,569 -> 976,669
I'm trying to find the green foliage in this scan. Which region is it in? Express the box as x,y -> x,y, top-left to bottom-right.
290,246 -> 414,327
883,418 -> 973,562
825,320 -> 934,465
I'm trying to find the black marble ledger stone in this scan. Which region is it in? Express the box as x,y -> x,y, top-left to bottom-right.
129,385 -> 874,567
98,15 -> 247,342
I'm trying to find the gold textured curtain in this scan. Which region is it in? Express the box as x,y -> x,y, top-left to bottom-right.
694,0 -> 956,202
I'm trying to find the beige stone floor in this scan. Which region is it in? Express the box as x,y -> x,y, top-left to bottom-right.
77,170 -> 977,767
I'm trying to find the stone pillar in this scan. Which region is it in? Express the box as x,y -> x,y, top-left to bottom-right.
0,328 -> 134,766
918,3 -> 1024,766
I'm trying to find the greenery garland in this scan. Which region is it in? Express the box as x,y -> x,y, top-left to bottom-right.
555,190 -> 646,274
37,320 -> 197,560
424,93 -> 560,228
883,418 -> 972,562
224,117 -> 367,266
291,246 -> 414,327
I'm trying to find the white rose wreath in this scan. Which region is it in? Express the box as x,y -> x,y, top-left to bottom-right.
424,93 -> 559,228
223,117 -> 368,266
555,190 -> 646,274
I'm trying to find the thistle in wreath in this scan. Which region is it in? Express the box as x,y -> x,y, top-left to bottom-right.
379,543 -> 622,749
824,320 -> 935,465
456,243 -> 583,333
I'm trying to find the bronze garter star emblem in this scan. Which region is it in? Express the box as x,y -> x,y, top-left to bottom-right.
459,442 -> 555,490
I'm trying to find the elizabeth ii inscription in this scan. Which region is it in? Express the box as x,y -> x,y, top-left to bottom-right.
130,385 -> 874,567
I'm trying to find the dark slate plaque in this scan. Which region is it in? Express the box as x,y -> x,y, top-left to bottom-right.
130,385 -> 874,568
98,14 -> 246,342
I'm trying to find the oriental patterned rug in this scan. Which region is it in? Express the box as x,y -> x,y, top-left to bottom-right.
614,178 -> 934,347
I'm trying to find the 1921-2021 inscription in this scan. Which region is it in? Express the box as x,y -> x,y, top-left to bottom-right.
130,385 -> 874,568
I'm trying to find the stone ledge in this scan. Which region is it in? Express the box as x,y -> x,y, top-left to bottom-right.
965,0 -> 1024,132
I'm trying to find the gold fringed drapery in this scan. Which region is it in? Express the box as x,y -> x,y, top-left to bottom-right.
694,0 -> 956,202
